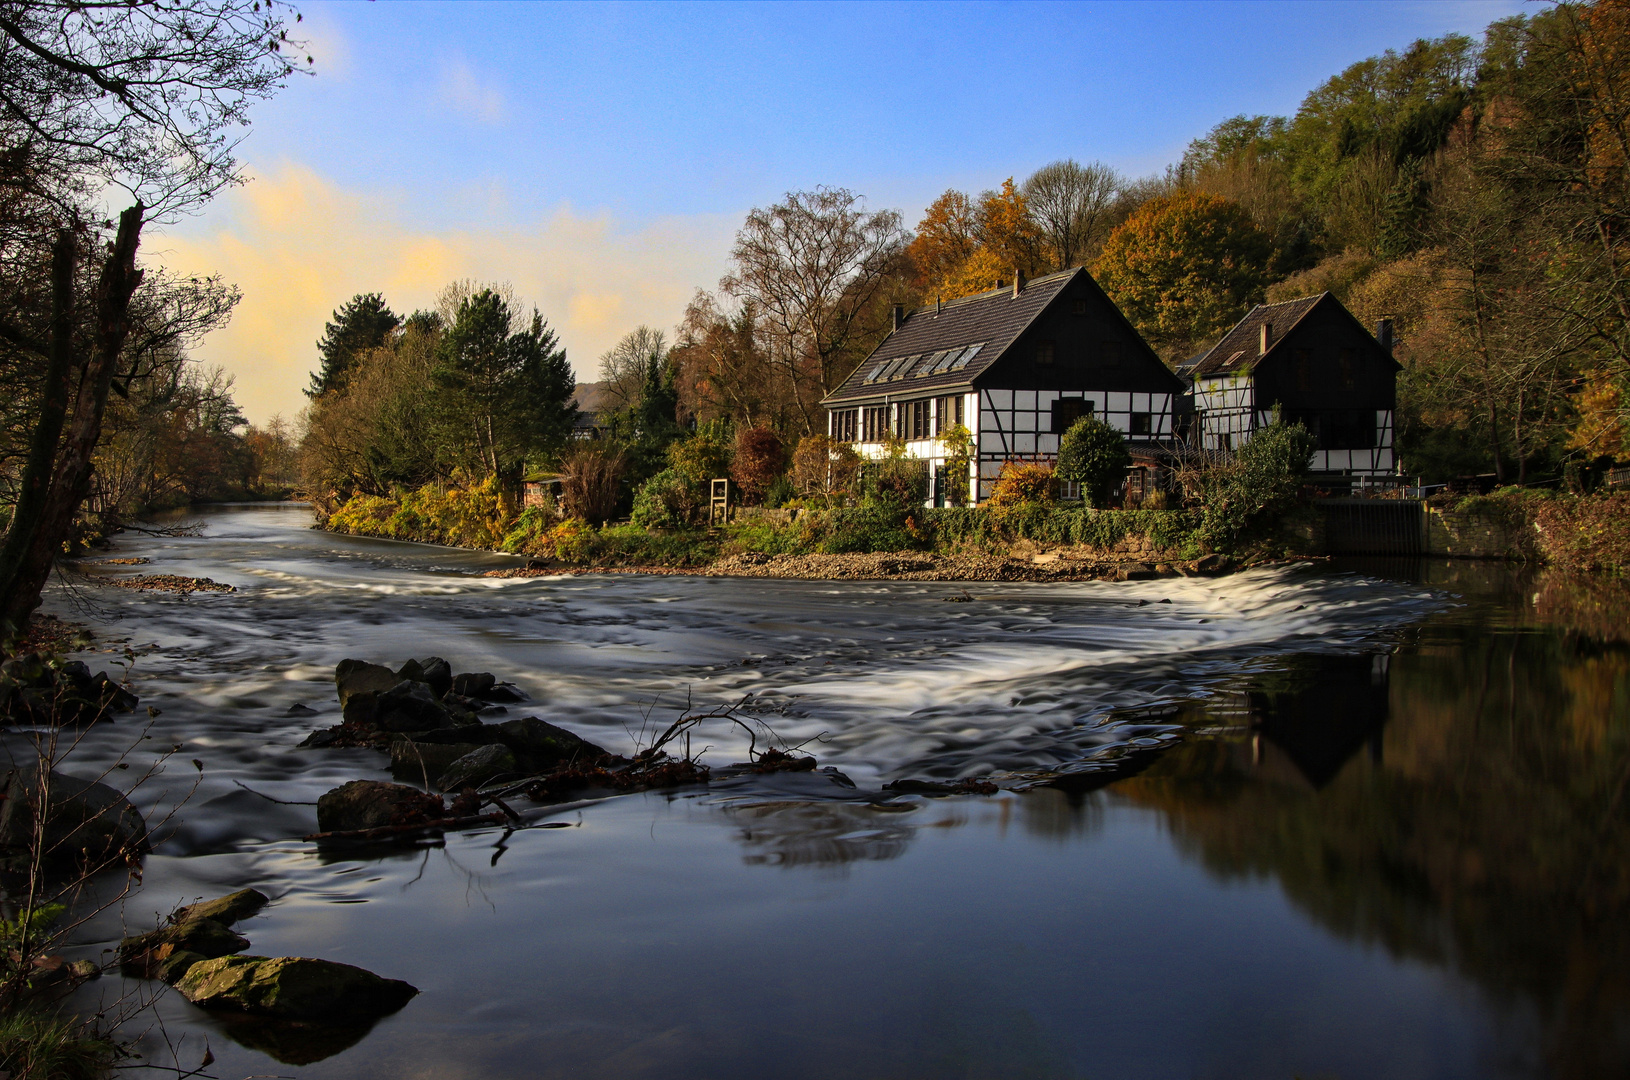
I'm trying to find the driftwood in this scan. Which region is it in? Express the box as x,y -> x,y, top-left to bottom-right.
303,812 -> 505,843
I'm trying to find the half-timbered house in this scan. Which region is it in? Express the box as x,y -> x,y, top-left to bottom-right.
821,267 -> 1186,504
1184,293 -> 1400,485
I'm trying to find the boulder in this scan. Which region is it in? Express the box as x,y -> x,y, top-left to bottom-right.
496,716 -> 606,770
173,887 -> 269,927
334,660 -> 401,725
389,739 -> 488,783
450,671 -> 495,698
0,767 -> 147,865
0,654 -> 138,724
120,917 -> 250,980
315,780 -> 444,833
435,744 -> 518,792
373,680 -> 452,732
175,955 -> 418,1022
411,724 -> 504,746
411,656 -> 453,699
482,682 -> 527,704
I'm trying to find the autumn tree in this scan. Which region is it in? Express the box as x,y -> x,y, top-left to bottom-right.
1094,191 -> 1274,360
670,290 -> 782,429
722,187 -> 906,434
597,326 -> 668,412
906,189 -> 979,295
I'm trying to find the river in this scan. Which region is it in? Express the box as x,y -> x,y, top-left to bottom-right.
19,503 -> 1630,1079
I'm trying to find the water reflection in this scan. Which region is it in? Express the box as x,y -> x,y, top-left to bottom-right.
1115,562 -> 1630,1080
724,800 -> 920,870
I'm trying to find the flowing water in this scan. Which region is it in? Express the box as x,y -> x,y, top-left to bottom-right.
14,504 -> 1630,1079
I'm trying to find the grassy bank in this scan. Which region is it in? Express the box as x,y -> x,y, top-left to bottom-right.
1454,489 -> 1630,573
325,481 -> 1213,571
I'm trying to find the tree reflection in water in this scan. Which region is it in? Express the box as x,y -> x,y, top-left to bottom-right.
1112,562 -> 1630,1080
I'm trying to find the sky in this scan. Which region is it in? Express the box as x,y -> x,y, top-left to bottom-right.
152,0 -> 1531,426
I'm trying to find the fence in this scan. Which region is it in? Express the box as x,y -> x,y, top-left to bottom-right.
1316,499 -> 1425,555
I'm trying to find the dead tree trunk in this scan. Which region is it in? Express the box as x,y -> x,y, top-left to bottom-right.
0,205 -> 145,636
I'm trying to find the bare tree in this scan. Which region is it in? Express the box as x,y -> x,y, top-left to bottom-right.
721,187 -> 905,434
0,1 -> 304,635
597,326 -> 667,412
1022,160 -> 1122,270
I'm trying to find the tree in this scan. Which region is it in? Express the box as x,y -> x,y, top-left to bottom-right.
1023,160 -> 1122,271
433,287 -> 576,477
1094,191 -> 1274,360
597,327 -> 667,412
731,426 -> 786,504
671,290 -> 781,429
0,0 -> 303,635
1194,415 -> 1316,551
308,293 -> 400,397
722,187 -> 906,433
906,189 -> 979,294
1056,416 -> 1132,508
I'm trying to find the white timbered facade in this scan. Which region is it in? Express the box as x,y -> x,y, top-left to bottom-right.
823,268 -> 1185,504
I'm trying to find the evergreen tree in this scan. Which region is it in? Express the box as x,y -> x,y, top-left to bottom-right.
307,293 -> 401,398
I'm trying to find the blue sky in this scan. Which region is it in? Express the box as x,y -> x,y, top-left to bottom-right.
157,0 -> 1529,423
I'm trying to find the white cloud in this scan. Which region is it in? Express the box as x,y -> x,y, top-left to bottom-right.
439,56 -> 506,125
149,163 -> 736,425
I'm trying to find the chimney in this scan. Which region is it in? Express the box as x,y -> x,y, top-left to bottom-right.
892,304 -> 905,332
935,295 -> 942,316
1012,268 -> 1026,298
1259,321 -> 1273,355
1376,317 -> 1395,353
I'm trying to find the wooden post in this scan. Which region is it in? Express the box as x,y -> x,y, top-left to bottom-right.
709,479 -> 730,526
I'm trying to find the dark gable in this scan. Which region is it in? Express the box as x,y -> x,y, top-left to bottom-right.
823,267 -> 1182,407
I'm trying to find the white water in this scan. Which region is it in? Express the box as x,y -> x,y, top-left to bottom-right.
35,503 -> 1444,852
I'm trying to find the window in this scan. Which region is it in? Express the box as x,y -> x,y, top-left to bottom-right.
862,406 -> 889,442
1100,340 -> 1122,369
1051,397 -> 1092,434
935,394 -> 964,434
1295,349 -> 1312,392
1072,298 -> 1088,316
908,399 -> 932,440
1338,348 -> 1356,391
1284,409 -> 1375,450
831,409 -> 858,442
1130,412 -> 1152,436
1036,340 -> 1056,366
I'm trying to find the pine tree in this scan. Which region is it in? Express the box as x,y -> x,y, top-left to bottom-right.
307,293 -> 401,398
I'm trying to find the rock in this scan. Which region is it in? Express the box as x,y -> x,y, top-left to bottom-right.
450,672 -> 495,698
435,743 -> 518,792
173,887 -> 270,927
315,780 -> 444,833
414,657 -> 453,699
333,660 -> 401,725
494,716 -> 606,770
373,680 -> 452,732
411,724 -> 505,746
482,682 -> 527,704
120,917 -> 250,980
285,703 -> 316,716
0,767 -> 147,865
175,955 -> 418,1022
0,654 -> 137,724
389,739 -> 488,783
1195,553 -> 1230,574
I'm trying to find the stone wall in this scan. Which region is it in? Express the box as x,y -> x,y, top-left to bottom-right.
1425,507 -> 1532,559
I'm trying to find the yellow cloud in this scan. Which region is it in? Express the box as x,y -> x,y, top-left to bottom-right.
150,163 -> 735,424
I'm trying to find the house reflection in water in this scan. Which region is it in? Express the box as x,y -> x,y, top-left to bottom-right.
1233,653 -> 1391,790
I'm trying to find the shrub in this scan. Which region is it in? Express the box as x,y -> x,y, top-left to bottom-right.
1531,491 -> 1630,572
559,445 -> 627,525
763,473 -> 796,508
1194,417 -> 1315,551
864,457 -> 928,508
791,435 -> 861,506
500,504 -> 559,554
811,505 -> 921,553
668,430 -> 734,487
631,468 -> 702,529
988,461 -> 1057,506
730,426 -> 786,504
1056,416 -> 1132,507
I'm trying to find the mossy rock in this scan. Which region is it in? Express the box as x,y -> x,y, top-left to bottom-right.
119,917 -> 249,979
173,887 -> 269,927
176,955 -> 418,1022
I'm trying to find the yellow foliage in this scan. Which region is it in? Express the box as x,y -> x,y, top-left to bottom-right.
987,461 -> 1058,506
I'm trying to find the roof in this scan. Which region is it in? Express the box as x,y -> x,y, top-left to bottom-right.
822,268 -> 1080,405
1189,294 -> 1325,380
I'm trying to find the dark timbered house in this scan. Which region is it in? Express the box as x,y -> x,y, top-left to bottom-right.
1184,293 -> 1401,484
822,267 -> 1185,503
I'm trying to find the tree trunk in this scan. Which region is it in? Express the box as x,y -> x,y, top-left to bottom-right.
0,205 -> 145,636
0,232 -> 77,637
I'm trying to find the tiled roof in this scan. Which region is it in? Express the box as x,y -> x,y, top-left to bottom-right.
822,268 -> 1079,405
1189,294 -> 1325,379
